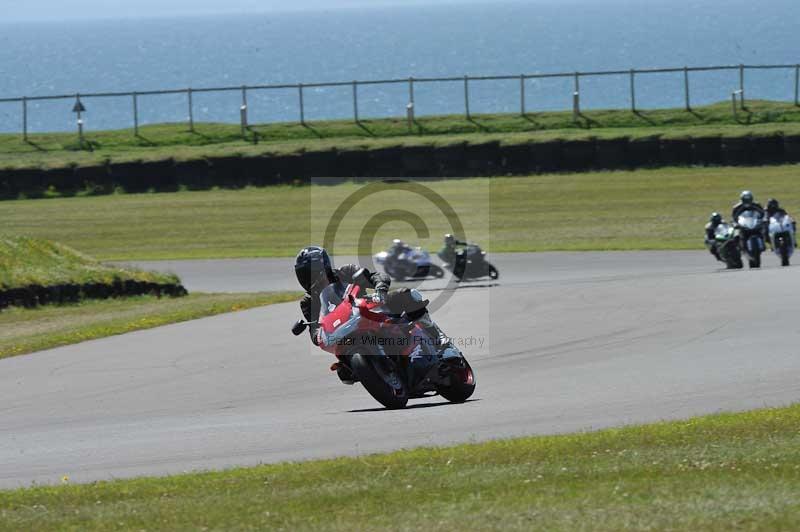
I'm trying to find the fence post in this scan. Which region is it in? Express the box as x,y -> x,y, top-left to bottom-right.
352,80 -> 359,123
22,97 -> 28,141
573,72 -> 580,121
731,91 -> 738,119
298,83 -> 305,125
75,93 -> 85,148
630,69 -> 637,112
240,86 -> 248,139
408,76 -> 415,104
739,64 -> 746,109
795,65 -> 799,106
132,92 -> 139,136
520,74 -> 525,115
684,66 -> 691,111
187,88 -> 194,132
464,75 -> 470,119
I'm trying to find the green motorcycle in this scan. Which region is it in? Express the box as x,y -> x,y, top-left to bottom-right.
714,222 -> 743,269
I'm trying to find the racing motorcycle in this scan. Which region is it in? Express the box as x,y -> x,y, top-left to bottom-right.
736,209 -> 766,269
374,247 -> 445,281
291,270 -> 475,409
713,222 -> 743,269
439,244 -> 499,281
768,212 -> 795,267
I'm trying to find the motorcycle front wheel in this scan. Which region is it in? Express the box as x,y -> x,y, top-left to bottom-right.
437,359 -> 476,403
350,352 -> 409,409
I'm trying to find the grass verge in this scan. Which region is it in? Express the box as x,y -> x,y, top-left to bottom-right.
1,165 -> 798,260
0,291 -> 299,360
3,100 -> 800,170
0,236 -> 178,290
1,404 -> 799,530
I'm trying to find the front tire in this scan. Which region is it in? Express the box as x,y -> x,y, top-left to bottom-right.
350,353 -> 408,409
429,264 -> 445,278
437,360 -> 476,403
749,252 -> 761,269
781,247 -> 790,267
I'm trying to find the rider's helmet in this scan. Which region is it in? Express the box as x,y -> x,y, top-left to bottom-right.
294,246 -> 333,292
740,190 -> 754,205
392,238 -> 404,248
444,234 -> 455,247
767,198 -> 780,212
709,212 -> 722,225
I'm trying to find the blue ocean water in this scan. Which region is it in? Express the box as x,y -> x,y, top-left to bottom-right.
0,0 -> 798,133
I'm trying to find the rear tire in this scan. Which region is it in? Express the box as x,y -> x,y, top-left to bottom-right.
437,360 -> 476,403
487,264 -> 499,280
350,353 -> 408,409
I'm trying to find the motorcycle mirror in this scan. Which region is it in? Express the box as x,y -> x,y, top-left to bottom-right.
291,320 -> 307,336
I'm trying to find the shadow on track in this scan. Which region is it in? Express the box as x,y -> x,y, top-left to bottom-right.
348,398 -> 480,413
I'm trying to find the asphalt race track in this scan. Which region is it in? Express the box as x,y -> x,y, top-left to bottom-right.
2,251 -> 799,488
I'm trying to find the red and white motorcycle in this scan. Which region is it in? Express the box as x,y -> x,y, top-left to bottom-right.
292,271 -> 475,409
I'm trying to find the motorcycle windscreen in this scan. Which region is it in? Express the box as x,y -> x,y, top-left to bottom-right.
714,224 -> 734,240
737,211 -> 762,230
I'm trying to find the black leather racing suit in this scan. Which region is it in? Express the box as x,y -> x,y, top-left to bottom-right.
299,265 -> 390,345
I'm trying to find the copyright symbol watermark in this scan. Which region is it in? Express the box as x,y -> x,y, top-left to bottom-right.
313,178 -> 482,313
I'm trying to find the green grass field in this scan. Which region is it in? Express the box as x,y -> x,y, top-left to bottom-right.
1,166 -> 797,260
0,291 -> 299,359
3,100 -> 800,170
0,236 -> 178,289
1,403 -> 798,531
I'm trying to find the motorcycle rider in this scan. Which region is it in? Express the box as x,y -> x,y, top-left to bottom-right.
294,246 -> 452,378
439,234 -> 467,266
765,198 -> 797,248
731,190 -> 767,247
704,212 -> 724,261
386,238 -> 413,267
731,190 -> 765,221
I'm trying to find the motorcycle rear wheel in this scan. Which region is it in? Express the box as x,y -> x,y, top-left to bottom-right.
350,353 -> 409,409
487,264 -> 499,280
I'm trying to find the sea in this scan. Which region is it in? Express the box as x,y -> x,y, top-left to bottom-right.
1,0 -> 799,133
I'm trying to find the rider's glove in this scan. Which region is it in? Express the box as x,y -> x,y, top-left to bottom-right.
374,280 -> 389,293
371,291 -> 386,304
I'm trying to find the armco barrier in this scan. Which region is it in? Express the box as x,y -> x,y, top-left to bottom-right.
692,137 -> 723,165
721,137 -> 751,166
659,138 -> 693,166
3,132 -> 800,199
628,136 -> 661,167
594,138 -> 629,169
784,135 -> 800,163
0,280 -> 188,310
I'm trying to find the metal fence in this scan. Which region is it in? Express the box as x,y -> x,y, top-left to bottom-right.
1,62 -> 799,142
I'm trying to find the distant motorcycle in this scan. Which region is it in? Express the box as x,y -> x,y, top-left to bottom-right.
736,209 -> 766,269
439,244 -> 499,281
374,247 -> 444,281
714,222 -> 743,269
768,212 -> 795,267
